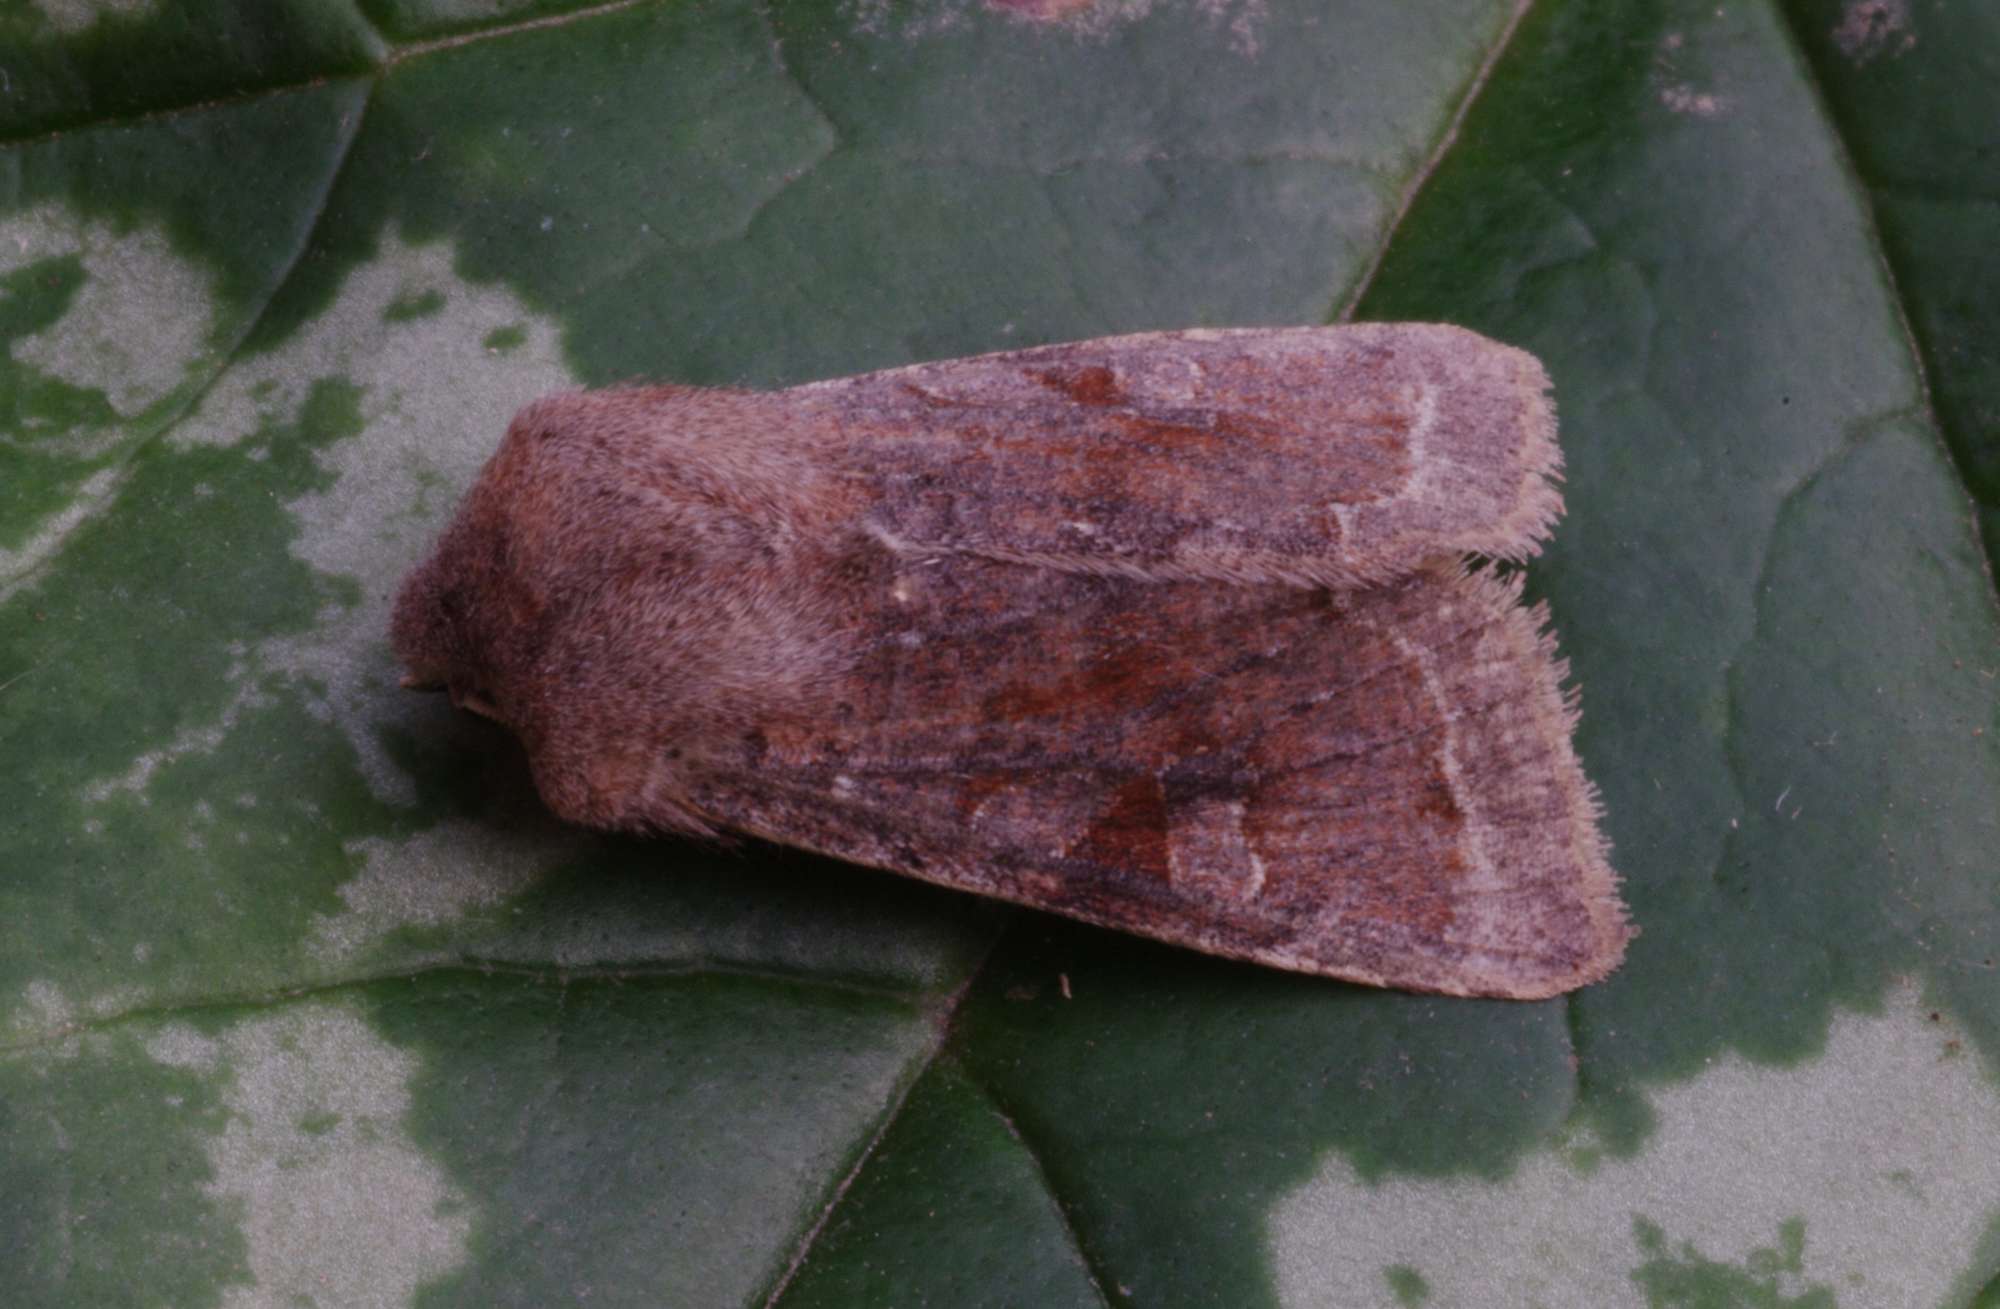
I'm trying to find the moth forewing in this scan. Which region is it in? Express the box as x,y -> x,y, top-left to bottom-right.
685,558 -> 1625,1000
794,323 -> 1563,589
391,325 -> 1629,998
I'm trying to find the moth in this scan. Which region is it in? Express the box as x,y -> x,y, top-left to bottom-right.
393,325 -> 1630,998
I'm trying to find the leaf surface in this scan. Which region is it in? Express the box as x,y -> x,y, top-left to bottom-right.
3,1 -> 1997,1305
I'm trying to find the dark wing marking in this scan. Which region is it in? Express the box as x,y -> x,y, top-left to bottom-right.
686,550 -> 1626,999
788,325 -> 1562,589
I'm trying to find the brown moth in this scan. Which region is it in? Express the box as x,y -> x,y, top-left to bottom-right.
392,325 -> 1630,998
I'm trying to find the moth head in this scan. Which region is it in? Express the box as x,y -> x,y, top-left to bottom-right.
392,553 -> 488,718
390,499 -> 530,728
390,399 -> 628,740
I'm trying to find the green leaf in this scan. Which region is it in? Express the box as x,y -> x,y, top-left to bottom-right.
3,1 -> 1997,1305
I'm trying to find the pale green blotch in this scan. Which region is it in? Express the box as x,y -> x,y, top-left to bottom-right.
1382,1264 -> 1430,1306
5,978 -> 143,1048
3,202 -> 212,429
31,0 -> 159,37
305,816 -> 589,968
0,203 -> 220,595
1653,28 -> 1732,119
1268,983 -> 2000,1307
1628,1213 -> 1831,1306
384,287 -> 447,323
0,465 -> 121,602
10,980 -> 78,1044
850,0 -> 1276,57
481,324 -> 527,353
170,229 -> 576,806
78,643 -> 265,809
61,232 -> 583,985
145,1001 -> 471,1307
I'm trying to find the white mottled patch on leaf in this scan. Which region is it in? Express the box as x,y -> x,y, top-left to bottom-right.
82,655 -> 266,803
162,231 -> 575,806
13,979 -> 75,1036
56,235 -> 579,984
0,203 -> 220,596
147,1002 -> 470,1307
1269,983 -> 2000,1307
1652,28 -> 1730,119
308,817 -> 586,965
1832,0 -> 1914,64
1658,84 -> 1727,117
145,1023 -> 220,1069
4,978 -> 145,1046
3,202 -> 213,420
0,465 -> 124,600
859,0 -> 1268,56
32,0 -> 157,34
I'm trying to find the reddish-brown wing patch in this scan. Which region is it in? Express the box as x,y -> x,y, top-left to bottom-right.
688,549 -> 1626,999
